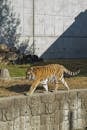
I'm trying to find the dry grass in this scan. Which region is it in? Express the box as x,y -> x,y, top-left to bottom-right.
0,79 -> 31,97
0,76 -> 87,97
49,77 -> 87,90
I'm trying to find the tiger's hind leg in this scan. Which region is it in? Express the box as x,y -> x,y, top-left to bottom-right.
61,77 -> 70,92
52,75 -> 59,92
54,81 -> 59,92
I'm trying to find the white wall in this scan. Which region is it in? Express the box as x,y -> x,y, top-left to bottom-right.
12,0 -> 87,59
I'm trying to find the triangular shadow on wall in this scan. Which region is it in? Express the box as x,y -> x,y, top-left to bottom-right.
41,10 -> 87,59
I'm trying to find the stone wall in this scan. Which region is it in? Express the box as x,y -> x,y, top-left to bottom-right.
0,89 -> 87,130
10,0 -> 87,59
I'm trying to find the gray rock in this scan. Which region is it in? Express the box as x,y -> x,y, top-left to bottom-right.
0,68 -> 11,80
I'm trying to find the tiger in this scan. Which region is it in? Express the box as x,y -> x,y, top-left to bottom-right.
25,64 -> 80,96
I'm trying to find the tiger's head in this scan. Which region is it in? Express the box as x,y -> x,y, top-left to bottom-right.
26,67 -> 35,80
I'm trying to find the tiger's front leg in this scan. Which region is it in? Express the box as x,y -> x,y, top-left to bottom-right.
41,79 -> 48,92
25,79 -> 40,96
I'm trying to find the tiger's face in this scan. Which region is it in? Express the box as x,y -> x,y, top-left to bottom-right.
26,67 -> 35,80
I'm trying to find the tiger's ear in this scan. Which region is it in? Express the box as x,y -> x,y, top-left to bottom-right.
26,66 -> 32,71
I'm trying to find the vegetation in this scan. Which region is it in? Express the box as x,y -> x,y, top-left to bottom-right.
0,64 -> 30,77
0,0 -> 20,46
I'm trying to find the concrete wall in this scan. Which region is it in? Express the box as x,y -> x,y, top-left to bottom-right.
11,0 -> 87,59
0,89 -> 87,130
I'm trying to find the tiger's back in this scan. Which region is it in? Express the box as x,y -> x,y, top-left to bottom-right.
32,64 -> 63,80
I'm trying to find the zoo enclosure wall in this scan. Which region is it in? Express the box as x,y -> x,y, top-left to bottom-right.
0,89 -> 87,130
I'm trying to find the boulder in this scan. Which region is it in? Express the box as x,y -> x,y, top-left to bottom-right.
0,68 -> 11,80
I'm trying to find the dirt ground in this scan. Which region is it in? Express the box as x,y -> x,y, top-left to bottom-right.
0,76 -> 87,97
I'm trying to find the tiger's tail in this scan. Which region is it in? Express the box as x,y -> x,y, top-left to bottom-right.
63,67 -> 80,76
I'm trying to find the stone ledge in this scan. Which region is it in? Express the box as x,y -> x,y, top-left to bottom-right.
0,89 -> 87,130
0,88 -> 87,100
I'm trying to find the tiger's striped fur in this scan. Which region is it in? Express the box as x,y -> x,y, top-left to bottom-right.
26,64 -> 80,95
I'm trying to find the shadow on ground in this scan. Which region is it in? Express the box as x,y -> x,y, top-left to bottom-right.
6,84 -> 45,94
6,84 -> 30,93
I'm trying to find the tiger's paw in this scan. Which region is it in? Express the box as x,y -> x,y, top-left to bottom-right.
24,92 -> 30,96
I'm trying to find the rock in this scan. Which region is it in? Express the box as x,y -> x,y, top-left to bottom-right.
0,68 -> 11,80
